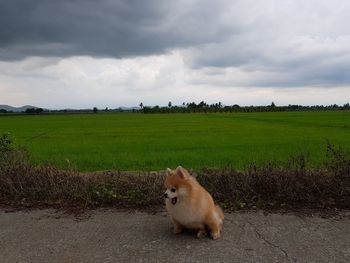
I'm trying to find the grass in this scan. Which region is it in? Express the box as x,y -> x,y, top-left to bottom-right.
0,111 -> 349,171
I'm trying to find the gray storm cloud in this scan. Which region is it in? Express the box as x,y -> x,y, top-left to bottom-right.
0,0 -> 231,60
0,0 -> 350,93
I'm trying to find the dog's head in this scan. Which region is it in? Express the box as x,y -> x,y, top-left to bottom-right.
164,166 -> 191,205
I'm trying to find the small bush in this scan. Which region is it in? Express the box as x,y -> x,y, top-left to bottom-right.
0,133 -> 13,153
325,140 -> 350,178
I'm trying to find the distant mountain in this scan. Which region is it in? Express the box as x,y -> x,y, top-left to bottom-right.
0,104 -> 39,112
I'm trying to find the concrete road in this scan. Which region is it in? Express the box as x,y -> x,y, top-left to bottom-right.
0,209 -> 349,263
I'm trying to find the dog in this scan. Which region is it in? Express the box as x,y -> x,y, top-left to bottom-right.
164,166 -> 224,239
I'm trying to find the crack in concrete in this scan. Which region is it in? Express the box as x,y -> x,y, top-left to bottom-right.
247,221 -> 297,263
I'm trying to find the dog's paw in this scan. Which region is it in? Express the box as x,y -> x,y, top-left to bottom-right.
197,229 -> 207,238
173,226 -> 183,234
174,229 -> 183,234
211,231 -> 220,240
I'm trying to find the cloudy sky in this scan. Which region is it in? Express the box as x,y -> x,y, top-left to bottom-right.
1,0 -> 350,108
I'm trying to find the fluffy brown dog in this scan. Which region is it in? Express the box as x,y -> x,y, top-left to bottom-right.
164,166 -> 224,239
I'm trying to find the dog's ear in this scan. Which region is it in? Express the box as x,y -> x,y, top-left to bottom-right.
166,168 -> 172,176
175,166 -> 188,179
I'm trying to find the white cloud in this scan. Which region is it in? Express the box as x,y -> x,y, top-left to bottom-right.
1,52 -> 349,108
0,53 -> 187,108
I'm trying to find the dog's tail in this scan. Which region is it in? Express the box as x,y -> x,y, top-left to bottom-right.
215,205 -> 224,221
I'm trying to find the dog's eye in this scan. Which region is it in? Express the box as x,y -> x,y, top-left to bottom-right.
171,188 -> 176,192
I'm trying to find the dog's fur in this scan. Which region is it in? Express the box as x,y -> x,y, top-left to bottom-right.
164,166 -> 224,239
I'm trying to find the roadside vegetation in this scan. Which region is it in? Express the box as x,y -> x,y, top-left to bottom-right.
0,133 -> 349,212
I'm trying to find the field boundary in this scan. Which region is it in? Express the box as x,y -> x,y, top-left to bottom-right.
1,134 -> 349,213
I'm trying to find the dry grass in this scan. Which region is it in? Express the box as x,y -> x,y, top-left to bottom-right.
0,134 -> 349,212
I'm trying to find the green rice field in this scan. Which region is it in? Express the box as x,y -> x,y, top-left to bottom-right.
0,111 -> 349,171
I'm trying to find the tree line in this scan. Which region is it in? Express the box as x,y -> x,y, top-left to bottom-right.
140,101 -> 350,114
1,102 -> 349,114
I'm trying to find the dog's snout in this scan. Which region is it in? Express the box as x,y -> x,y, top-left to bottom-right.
164,192 -> 168,198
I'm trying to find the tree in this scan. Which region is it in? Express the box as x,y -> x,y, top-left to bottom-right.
25,108 -> 43,114
25,108 -> 35,113
271,102 -> 276,107
93,107 -> 98,113
198,101 -> 207,108
139,102 -> 144,109
168,101 -> 172,108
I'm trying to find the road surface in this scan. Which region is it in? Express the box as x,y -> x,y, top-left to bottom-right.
0,209 -> 349,262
